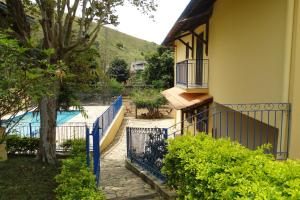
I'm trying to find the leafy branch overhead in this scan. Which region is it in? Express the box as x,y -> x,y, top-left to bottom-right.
3,0 -> 158,163
8,0 -> 158,60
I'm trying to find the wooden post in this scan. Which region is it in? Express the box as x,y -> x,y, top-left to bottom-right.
135,107 -> 138,119
0,127 -> 7,161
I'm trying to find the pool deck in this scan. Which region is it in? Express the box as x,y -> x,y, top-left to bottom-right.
64,106 -> 109,125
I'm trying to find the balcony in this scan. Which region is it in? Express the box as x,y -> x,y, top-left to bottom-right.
176,59 -> 209,93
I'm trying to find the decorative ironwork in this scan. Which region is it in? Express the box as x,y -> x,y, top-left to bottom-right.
223,103 -> 290,112
127,127 -> 168,180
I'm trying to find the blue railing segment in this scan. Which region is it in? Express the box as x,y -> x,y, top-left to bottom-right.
96,95 -> 123,138
167,102 -> 291,159
176,59 -> 209,89
92,118 -> 101,187
91,95 -> 123,187
86,126 -> 90,168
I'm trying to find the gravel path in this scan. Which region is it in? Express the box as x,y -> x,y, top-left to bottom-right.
100,117 -> 173,199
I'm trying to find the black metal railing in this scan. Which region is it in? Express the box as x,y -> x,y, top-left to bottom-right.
176,59 -> 209,89
126,127 -> 168,181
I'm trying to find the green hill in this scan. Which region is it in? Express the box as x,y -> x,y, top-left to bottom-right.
97,26 -> 158,68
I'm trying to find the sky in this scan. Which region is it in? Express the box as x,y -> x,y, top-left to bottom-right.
107,0 -> 191,44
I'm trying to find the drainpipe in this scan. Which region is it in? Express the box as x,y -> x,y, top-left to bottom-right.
283,0 -> 295,102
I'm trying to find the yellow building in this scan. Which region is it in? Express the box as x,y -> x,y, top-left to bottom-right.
162,0 -> 300,159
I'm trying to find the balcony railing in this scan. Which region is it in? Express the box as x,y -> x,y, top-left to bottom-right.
176,59 -> 209,89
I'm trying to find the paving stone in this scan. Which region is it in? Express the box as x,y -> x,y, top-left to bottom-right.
101,118 -> 172,199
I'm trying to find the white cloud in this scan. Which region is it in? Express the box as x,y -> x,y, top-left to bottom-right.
107,0 -> 190,44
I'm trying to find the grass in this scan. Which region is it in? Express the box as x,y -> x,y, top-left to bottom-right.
0,155 -> 61,200
97,26 -> 158,66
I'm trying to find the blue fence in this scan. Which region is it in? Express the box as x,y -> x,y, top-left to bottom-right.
88,95 -> 123,187
168,103 -> 291,159
5,122 -> 90,151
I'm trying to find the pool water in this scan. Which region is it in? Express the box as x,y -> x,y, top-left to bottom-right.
8,111 -> 81,137
17,110 -> 80,125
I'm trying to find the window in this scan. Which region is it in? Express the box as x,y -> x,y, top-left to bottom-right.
186,110 -> 194,123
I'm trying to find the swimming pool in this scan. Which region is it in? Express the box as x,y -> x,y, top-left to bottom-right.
15,110 -> 80,125
8,111 -> 81,137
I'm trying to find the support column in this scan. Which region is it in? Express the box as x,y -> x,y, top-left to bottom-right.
289,0 -> 300,159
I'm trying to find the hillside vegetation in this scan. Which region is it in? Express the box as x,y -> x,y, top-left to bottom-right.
97,26 -> 158,68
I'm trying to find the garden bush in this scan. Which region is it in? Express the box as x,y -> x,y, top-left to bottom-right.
55,139 -> 105,200
162,134 -> 300,200
131,89 -> 167,118
6,135 -> 39,154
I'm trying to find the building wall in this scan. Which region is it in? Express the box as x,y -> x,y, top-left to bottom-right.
100,107 -> 125,152
289,0 -> 300,159
171,0 -> 300,158
208,0 -> 288,104
174,25 -> 208,85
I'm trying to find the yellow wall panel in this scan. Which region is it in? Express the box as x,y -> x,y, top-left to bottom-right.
208,0 -> 288,104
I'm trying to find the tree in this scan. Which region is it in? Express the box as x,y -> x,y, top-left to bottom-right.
131,89 -> 167,118
0,33 -> 44,143
143,46 -> 174,89
107,58 -> 129,83
5,0 -> 157,163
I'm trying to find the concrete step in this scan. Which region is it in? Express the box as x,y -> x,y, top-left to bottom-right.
107,192 -> 161,200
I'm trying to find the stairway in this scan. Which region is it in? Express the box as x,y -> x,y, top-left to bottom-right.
100,118 -> 161,200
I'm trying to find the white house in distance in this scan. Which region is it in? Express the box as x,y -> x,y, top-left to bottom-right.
130,61 -> 147,73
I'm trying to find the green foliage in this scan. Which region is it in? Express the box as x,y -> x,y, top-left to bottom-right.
0,156 -> 61,199
0,33 -> 42,130
55,140 -> 105,200
131,89 -> 167,118
107,58 -> 130,83
6,135 -> 39,154
60,139 -> 86,154
116,42 -> 124,50
162,134 -> 300,200
152,80 -> 165,89
59,47 -> 103,109
143,46 -> 174,89
107,78 -> 125,96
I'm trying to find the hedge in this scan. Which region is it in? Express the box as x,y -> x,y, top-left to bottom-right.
55,139 -> 105,200
162,134 -> 300,200
6,135 -> 39,154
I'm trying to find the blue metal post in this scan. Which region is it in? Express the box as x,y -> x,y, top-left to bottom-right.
163,128 -> 168,140
126,127 -> 130,159
29,123 -> 33,138
86,126 -> 90,168
92,121 -> 100,187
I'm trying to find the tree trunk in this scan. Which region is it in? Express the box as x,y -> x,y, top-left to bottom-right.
0,127 -> 7,161
37,97 -> 57,164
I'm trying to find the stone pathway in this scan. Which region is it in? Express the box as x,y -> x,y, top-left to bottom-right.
100,117 -> 173,200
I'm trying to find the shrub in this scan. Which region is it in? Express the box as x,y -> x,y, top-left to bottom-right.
162,134 -> 300,200
107,58 -> 129,83
60,139 -> 86,154
55,140 -> 105,200
152,80 -> 165,89
131,89 -> 167,118
108,78 -> 124,96
6,135 -> 39,154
